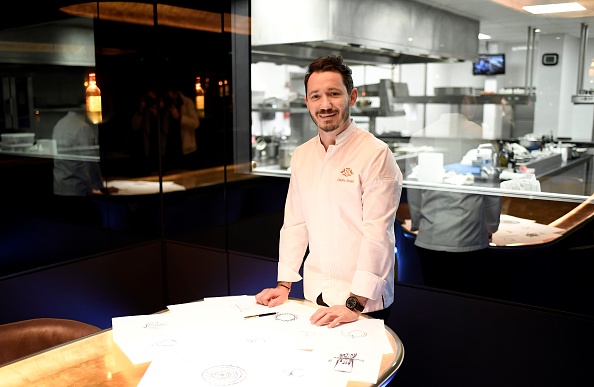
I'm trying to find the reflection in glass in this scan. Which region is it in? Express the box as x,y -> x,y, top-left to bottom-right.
52,110 -> 104,225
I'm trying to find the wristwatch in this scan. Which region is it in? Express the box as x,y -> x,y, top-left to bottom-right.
345,296 -> 365,312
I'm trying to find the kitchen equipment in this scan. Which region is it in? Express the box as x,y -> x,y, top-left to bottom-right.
356,99 -> 372,108
416,152 -> 444,183
254,138 -> 268,160
557,143 -> 576,162
434,87 -> 475,96
252,0 -> 479,65
476,143 -> 499,179
267,139 -> 279,159
1,132 -> 35,147
1,133 -> 35,151
518,134 -> 541,151
36,139 -> 57,155
260,97 -> 287,120
279,140 -> 297,169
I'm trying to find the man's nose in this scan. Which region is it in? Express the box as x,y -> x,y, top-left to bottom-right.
318,94 -> 333,109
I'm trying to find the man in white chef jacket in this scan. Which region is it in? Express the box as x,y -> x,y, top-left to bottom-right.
256,55 -> 403,327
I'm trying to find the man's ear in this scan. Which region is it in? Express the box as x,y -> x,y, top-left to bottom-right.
349,88 -> 358,107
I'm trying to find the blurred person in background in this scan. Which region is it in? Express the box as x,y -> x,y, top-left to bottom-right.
408,188 -> 501,295
131,82 -> 199,174
53,111 -> 115,225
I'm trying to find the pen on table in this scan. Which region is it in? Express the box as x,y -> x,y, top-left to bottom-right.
244,312 -> 277,319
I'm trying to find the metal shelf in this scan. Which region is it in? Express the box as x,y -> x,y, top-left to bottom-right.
392,94 -> 535,105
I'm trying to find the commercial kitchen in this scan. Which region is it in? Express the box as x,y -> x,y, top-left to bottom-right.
0,1 -> 593,386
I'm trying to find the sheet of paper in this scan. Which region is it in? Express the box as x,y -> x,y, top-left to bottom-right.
138,347 -> 324,387
311,318 -> 393,354
166,300 -> 244,324
241,301 -> 323,343
202,294 -> 282,317
314,347 -> 383,385
112,313 -> 202,364
122,298 -> 392,386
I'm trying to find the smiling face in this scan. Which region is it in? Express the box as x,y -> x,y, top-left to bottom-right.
304,70 -> 357,135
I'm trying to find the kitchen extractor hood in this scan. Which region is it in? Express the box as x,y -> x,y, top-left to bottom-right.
0,18 -> 95,67
251,0 -> 480,66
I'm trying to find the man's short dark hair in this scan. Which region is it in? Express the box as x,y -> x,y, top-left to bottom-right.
304,55 -> 354,95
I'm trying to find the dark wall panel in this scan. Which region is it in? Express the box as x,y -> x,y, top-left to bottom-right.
166,242 -> 229,305
228,253 -> 304,299
0,243 -> 164,329
386,284 -> 594,386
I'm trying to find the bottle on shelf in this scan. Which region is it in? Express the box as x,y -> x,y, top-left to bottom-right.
507,149 -> 516,171
85,72 -> 102,124
195,76 -> 205,118
498,141 -> 509,169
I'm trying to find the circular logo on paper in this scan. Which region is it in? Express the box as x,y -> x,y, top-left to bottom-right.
202,365 -> 247,385
342,329 -> 367,339
275,312 -> 297,322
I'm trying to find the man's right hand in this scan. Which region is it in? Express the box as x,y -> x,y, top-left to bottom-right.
255,285 -> 289,307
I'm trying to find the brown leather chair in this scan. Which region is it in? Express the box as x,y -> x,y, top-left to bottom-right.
0,318 -> 102,365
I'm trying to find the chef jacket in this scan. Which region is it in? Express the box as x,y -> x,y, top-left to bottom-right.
408,189 -> 501,252
53,111 -> 103,196
278,120 -> 402,313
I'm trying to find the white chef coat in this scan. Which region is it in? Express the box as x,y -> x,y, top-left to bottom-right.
278,120 -> 403,312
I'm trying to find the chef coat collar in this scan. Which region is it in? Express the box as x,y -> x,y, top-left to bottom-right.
334,119 -> 357,146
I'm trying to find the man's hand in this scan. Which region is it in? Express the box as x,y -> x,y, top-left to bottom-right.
255,285 -> 289,307
310,305 -> 360,328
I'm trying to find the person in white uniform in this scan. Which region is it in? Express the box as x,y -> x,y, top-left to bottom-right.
255,55 -> 403,327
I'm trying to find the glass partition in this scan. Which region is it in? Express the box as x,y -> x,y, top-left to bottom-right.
0,1 -> 251,276
249,1 -> 594,318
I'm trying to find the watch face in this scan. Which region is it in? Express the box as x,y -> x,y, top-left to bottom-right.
346,296 -> 363,311
346,297 -> 357,309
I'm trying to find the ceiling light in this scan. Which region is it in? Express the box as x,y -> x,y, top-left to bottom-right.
478,33 -> 491,40
523,2 -> 586,14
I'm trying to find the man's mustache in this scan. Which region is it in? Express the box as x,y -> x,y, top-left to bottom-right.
318,108 -> 337,114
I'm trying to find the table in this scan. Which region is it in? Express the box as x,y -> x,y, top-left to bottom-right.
0,300 -> 404,386
106,180 -> 186,195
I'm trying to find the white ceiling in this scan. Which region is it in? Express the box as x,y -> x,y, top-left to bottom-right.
414,0 -> 594,46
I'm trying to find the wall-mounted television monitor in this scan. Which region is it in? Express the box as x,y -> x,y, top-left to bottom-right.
472,54 -> 505,75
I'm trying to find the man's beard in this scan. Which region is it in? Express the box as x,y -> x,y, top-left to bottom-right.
311,106 -> 350,133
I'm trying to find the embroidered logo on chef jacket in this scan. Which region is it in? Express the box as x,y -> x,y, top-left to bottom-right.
338,167 -> 355,182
